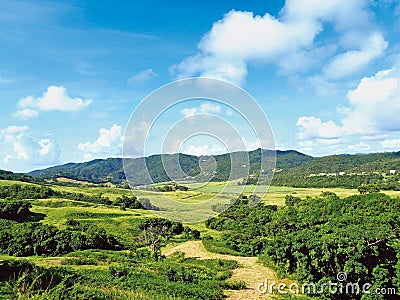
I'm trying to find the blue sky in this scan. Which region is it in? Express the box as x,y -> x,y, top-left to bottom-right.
1,0 -> 400,172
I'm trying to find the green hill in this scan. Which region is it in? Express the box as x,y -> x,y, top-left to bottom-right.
272,151 -> 400,188
28,149 -> 313,185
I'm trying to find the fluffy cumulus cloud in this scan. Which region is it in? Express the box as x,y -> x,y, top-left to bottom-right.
77,125 -> 123,160
0,125 -> 60,171
128,68 -> 158,84
296,66 -> 400,152
297,116 -> 343,140
381,138 -> 400,149
14,86 -> 92,119
172,0 -> 386,84
324,33 -> 387,79
180,102 -> 222,117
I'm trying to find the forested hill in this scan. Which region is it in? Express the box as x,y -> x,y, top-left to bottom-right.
28,149 -> 312,185
277,151 -> 400,175
0,169 -> 36,183
272,151 -> 400,188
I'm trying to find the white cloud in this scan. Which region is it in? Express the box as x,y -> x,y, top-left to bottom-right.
181,108 -> 197,118
77,125 -> 123,159
324,33 -> 387,79
381,139 -> 400,149
297,116 -> 343,140
1,125 -> 28,142
182,144 -> 226,156
347,141 -> 370,151
0,126 -> 60,170
15,86 -> 92,119
296,66 -> 400,152
13,109 -> 39,119
173,0 -> 385,84
199,102 -> 221,114
128,68 -> 158,84
341,67 -> 400,135
180,102 -> 222,117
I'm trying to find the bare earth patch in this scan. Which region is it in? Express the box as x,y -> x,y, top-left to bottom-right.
164,241 -> 277,299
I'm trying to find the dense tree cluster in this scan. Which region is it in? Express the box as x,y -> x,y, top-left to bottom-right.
0,255 -> 243,299
206,195 -> 277,256
157,184 -> 189,192
0,200 -> 32,221
0,170 -> 36,182
273,173 -> 400,190
0,219 -> 122,256
206,192 -> 400,299
0,184 -> 55,200
0,184 -> 157,210
113,195 -> 143,209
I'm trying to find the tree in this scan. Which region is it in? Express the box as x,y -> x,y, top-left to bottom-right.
137,219 -> 183,260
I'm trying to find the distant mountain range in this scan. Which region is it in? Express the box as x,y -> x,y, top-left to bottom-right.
28,149 -> 312,185
4,149 -> 396,186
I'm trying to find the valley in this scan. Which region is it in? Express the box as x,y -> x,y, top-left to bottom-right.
0,150 -> 399,299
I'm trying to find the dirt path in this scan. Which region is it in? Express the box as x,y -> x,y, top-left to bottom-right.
164,241 -> 275,299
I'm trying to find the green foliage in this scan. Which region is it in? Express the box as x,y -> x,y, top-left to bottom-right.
0,169 -> 37,182
0,219 -> 123,256
113,194 -> 143,209
202,239 -> 242,256
358,183 -> 381,194
157,183 -> 189,192
28,149 -> 313,185
62,257 -> 98,266
206,195 -> 277,256
0,184 -> 155,210
0,199 -> 31,221
0,255 -> 243,299
139,198 -> 160,210
207,192 -> 400,299
134,218 -> 184,260
273,151 -> 400,189
0,184 -> 55,200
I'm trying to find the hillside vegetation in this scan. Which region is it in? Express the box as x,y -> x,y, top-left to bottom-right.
0,169 -> 399,299
28,149 -> 312,185
27,150 -> 400,190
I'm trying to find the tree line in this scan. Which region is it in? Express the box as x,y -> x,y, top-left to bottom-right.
0,184 -> 160,210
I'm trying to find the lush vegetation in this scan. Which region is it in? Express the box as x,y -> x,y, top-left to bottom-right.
0,219 -> 123,256
0,255 -> 244,299
273,151 -> 400,189
28,149 -> 312,185
0,169 -> 37,182
0,200 -> 32,221
206,195 -> 277,256
0,183 -> 152,209
2,150 -> 400,299
206,192 -> 400,299
273,172 -> 400,190
0,179 -> 247,299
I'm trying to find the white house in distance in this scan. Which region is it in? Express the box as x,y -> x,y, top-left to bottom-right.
389,170 -> 397,175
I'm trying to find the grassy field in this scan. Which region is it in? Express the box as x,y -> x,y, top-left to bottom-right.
185,181 -> 370,206
5,178 -> 400,222
1,178 -> 398,299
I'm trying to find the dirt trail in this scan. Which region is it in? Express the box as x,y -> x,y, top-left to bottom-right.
164,241 -> 275,299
